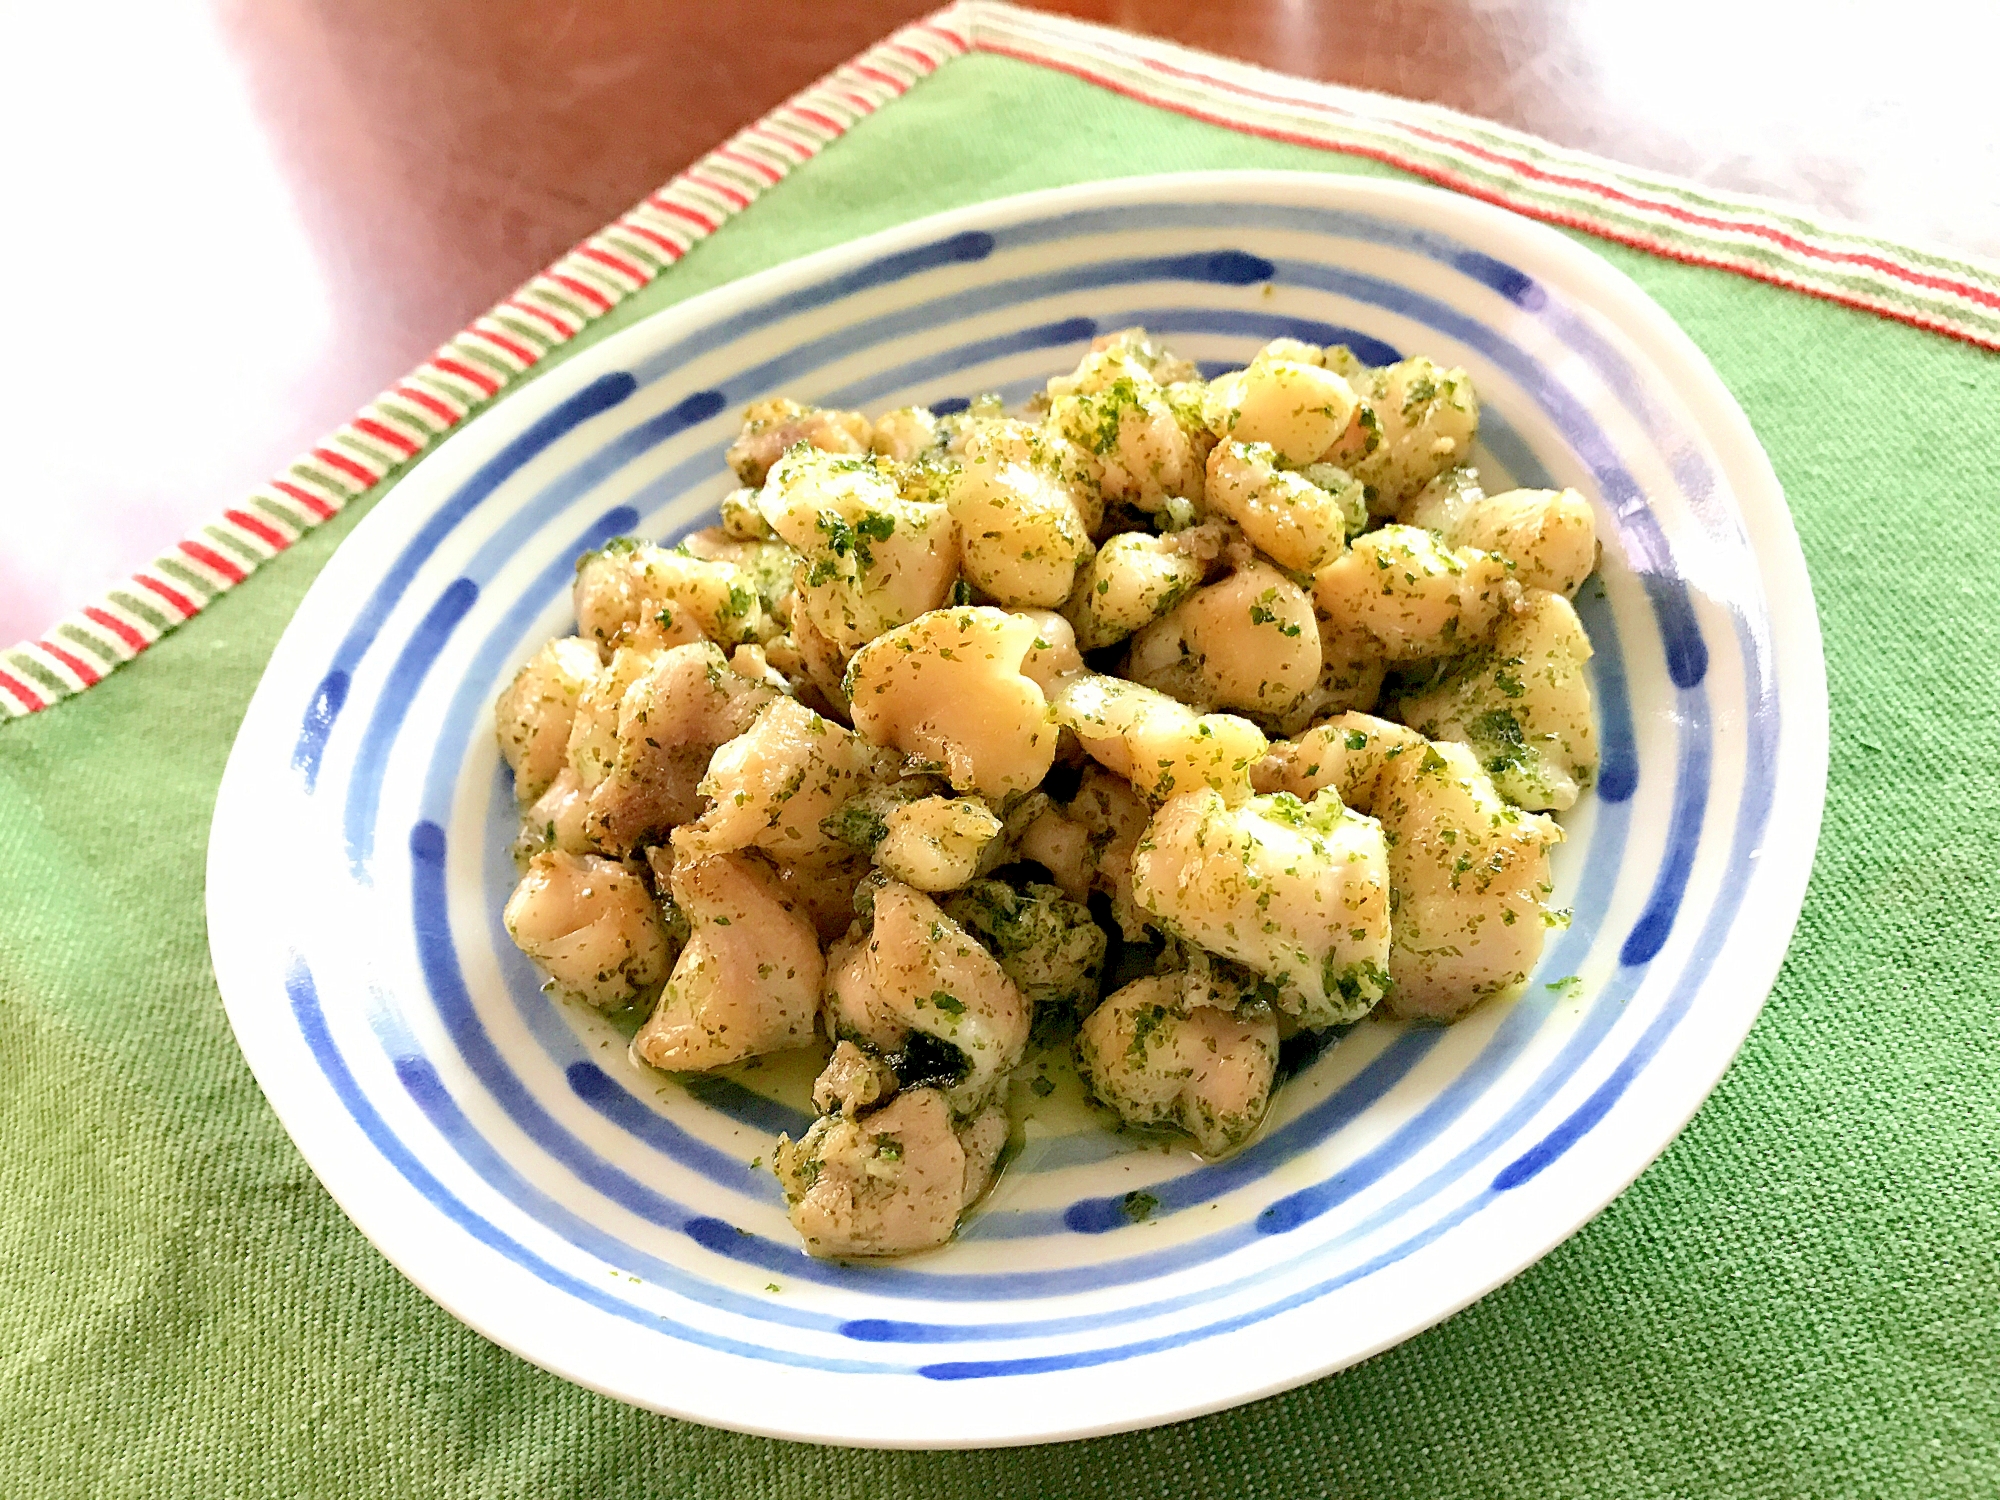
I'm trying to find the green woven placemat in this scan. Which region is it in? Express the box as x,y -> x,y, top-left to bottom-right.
3,29 -> 1997,1500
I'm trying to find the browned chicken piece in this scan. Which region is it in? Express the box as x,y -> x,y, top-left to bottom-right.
1012,765 -> 1151,938
811,1040 -> 900,1117
572,540 -> 770,655
1253,710 -> 1424,811
767,845 -> 878,946
1400,471 -> 1599,599
493,636 -> 601,804
1311,524 -> 1516,663
578,643 -> 775,856
818,881 -> 1032,1115
1122,560 -> 1321,723
773,1088 -> 1007,1258
725,397 -> 873,487
1375,740 -> 1564,1021
503,851 -> 671,1009
631,850 -> 823,1071
672,696 -> 888,866
786,604 -> 852,720
1076,973 -> 1278,1155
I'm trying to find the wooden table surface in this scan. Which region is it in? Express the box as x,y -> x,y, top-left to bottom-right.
4,0 -> 1993,648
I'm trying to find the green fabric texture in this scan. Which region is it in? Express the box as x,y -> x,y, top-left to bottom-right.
4,51 -> 1996,1497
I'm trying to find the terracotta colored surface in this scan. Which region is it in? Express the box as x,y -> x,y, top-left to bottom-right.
2,0 -> 1992,647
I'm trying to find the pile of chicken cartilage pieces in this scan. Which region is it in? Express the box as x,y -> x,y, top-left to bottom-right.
496,329 -> 1600,1259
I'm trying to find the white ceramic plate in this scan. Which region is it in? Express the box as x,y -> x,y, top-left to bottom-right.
208,172 -> 1827,1448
